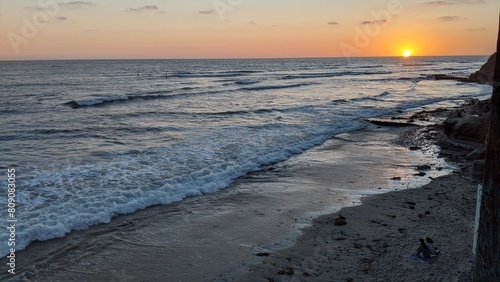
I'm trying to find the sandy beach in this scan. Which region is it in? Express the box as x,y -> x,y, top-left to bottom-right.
3,98 -> 486,282
1,114 -> 465,282
238,173 -> 478,282
238,107 -> 484,282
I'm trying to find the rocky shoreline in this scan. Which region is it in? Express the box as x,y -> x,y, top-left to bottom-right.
237,51 -> 496,280
238,98 -> 487,282
425,53 -> 496,85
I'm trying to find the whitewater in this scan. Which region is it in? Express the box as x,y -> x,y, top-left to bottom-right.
0,57 -> 492,257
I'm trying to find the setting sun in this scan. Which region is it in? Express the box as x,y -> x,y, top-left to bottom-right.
403,50 -> 412,57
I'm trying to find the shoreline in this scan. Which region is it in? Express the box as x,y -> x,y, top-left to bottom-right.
238,173 -> 478,281
238,107 -> 484,281
0,119 -> 455,281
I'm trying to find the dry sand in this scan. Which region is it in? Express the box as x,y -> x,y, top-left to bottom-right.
238,173 -> 477,282
238,119 -> 481,282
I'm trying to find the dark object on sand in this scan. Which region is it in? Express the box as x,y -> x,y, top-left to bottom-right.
277,268 -> 294,275
255,252 -> 271,257
417,165 -> 432,171
415,238 -> 431,259
366,118 -> 418,127
333,215 -> 347,226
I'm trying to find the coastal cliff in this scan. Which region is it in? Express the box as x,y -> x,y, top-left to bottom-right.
469,53 -> 496,85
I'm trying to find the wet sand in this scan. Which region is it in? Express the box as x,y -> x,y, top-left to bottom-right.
238,119 -> 480,282
0,122 -> 455,282
238,174 -> 477,282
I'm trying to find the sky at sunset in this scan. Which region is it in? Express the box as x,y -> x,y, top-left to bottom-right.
0,0 -> 499,60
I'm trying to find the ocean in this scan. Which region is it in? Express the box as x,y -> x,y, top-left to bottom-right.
0,56 -> 492,259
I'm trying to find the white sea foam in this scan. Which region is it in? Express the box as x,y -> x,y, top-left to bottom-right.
0,57 -> 492,257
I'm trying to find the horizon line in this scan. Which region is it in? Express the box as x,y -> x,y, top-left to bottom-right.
0,54 -> 493,62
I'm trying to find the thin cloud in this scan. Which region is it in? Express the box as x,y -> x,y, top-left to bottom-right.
421,1 -> 454,5
466,27 -> 486,31
59,1 -> 95,9
327,21 -> 339,25
360,19 -> 387,25
198,9 -> 215,15
440,16 -> 467,21
126,5 -> 159,12
26,1 -> 94,11
24,6 -> 49,11
421,0 -> 486,5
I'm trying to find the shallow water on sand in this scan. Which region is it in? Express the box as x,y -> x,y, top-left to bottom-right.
0,57 -> 491,259
1,125 -> 455,281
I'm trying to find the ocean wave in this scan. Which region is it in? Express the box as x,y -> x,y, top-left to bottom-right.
281,71 -> 392,80
64,90 -> 217,109
64,83 -> 314,109
234,79 -> 261,85
64,95 -> 129,108
169,70 -> 262,78
0,121 -> 363,257
402,63 -> 435,67
196,108 -> 277,116
221,79 -> 261,86
240,83 -> 315,91
34,128 -> 84,135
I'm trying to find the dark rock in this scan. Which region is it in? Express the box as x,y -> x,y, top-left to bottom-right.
409,146 -> 421,151
417,165 -> 432,170
466,148 -> 486,160
333,215 -> 347,226
471,159 -> 485,179
366,118 -> 418,127
415,172 -> 427,177
391,176 -> 402,180
427,74 -> 470,82
255,252 -> 271,257
468,53 -> 496,85
277,268 -> 294,275
354,242 -> 363,249
443,113 -> 490,142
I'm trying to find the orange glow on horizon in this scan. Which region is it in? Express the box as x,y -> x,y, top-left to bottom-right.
0,1 -> 497,60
